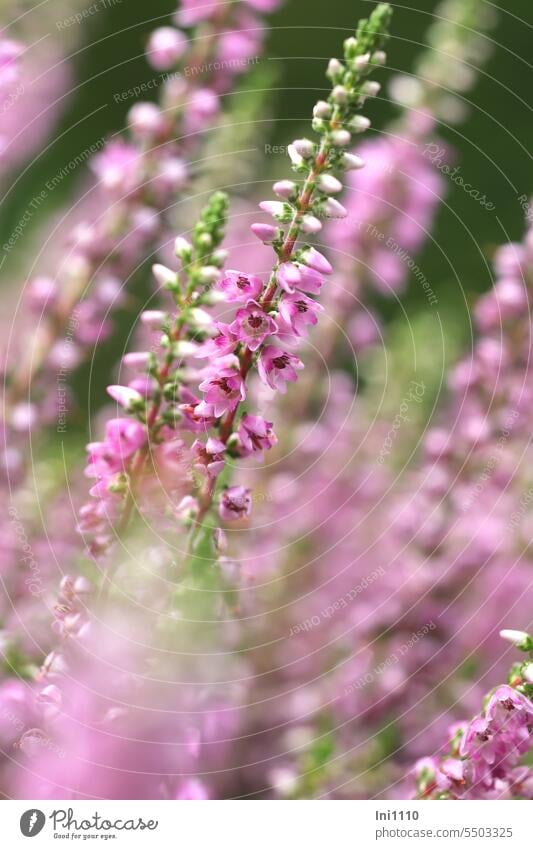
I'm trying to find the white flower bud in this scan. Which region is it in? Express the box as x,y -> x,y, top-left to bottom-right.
292,138 -> 315,159
190,308 -> 213,326
301,214 -> 323,234
173,340 -> 199,357
362,80 -> 381,97
350,115 -> 371,133
373,50 -> 387,65
354,52 -> 371,71
331,129 -> 352,147
500,629 -> 530,645
342,152 -> 366,170
343,37 -> 358,56
523,663 -> 533,684
332,85 -> 349,104
324,198 -> 348,218
313,100 -> 332,119
212,248 -> 228,265
273,179 -> 297,199
259,200 -> 289,220
327,58 -> 344,80
317,174 -> 343,194
152,263 -> 176,288
288,144 -> 304,167
175,236 -> 192,259
198,266 -> 221,284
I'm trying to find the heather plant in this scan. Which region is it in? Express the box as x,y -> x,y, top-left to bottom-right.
0,0 -> 532,805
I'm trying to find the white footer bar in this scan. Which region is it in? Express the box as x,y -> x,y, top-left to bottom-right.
2,800 -> 529,848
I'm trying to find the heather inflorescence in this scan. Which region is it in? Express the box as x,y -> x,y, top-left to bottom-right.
79,3 -> 394,558
414,633 -> 533,799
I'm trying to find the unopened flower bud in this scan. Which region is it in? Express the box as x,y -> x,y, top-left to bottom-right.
259,201 -> 291,221
198,266 -> 221,284
251,222 -> 278,243
332,85 -> 349,104
292,138 -> 315,159
362,80 -> 381,97
324,198 -> 348,218
500,629 -> 532,650
107,385 -> 144,410
350,115 -> 371,133
327,57 -> 345,82
175,236 -> 192,260
140,310 -> 167,329
342,152 -> 366,170
343,37 -> 358,57
331,129 -> 352,147
152,263 -> 177,289
273,179 -> 297,199
354,52 -> 371,71
301,214 -> 323,234
313,100 -> 332,119
317,174 -> 343,194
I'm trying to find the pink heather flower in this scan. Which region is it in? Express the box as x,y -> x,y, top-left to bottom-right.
91,141 -> 141,195
485,686 -> 533,731
178,389 -> 217,432
220,486 -> 252,521
192,437 -> 226,478
195,322 -> 237,359
199,368 -> 246,416
258,346 -> 304,393
238,414 -> 277,457
229,299 -> 278,351
104,418 -> 146,459
146,27 -> 187,71
277,262 -> 325,294
278,292 -> 323,337
217,270 -> 264,302
128,102 -> 167,140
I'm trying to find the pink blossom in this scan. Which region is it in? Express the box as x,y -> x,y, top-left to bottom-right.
91,141 -> 142,195
258,346 -> 304,393
199,368 -> 246,416
146,27 -> 187,71
278,292 -> 323,336
104,418 -> 147,459
195,323 -> 237,359
238,414 -> 277,456
192,437 -> 226,478
229,300 -> 278,351
220,486 -> 252,521
277,262 -> 325,294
